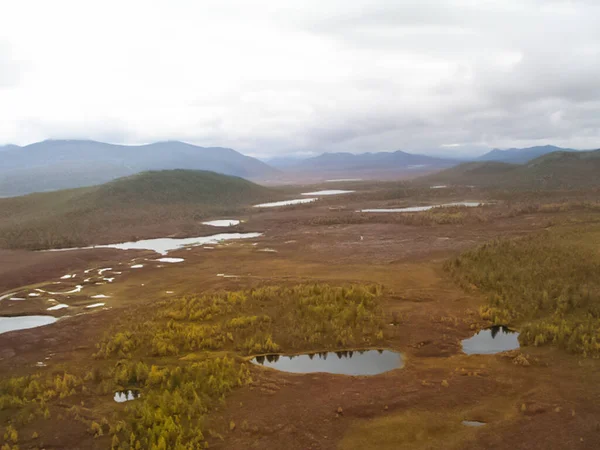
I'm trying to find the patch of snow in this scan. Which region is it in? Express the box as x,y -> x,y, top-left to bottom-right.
430,185 -> 448,189
258,248 -> 278,253
130,264 -> 144,269
98,268 -> 112,274
9,297 -> 26,301
28,293 -> 41,297
103,278 -> 115,283
91,294 -> 111,299
60,274 -> 75,279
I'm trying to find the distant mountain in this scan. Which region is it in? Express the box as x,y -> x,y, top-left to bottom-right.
477,145 -> 576,164
286,150 -> 459,173
261,155 -> 312,169
420,149 -> 600,189
0,140 -> 278,197
0,144 -> 20,152
0,170 -> 276,250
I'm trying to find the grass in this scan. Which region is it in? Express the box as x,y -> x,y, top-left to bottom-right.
95,284 -> 385,359
304,200 -> 600,227
1,283 -> 386,449
0,170 -> 277,250
445,224 -> 600,356
339,398 -> 518,450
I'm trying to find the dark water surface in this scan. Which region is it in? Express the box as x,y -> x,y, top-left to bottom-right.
462,326 -> 520,355
251,350 -> 403,375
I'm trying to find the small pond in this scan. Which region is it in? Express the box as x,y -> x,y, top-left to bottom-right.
156,258 -> 185,263
251,350 -> 403,375
114,390 -> 141,403
462,326 -> 520,355
462,420 -> 486,427
254,198 -> 317,208
202,219 -> 240,227
301,190 -> 355,196
0,316 -> 58,334
360,202 -> 482,213
47,232 -> 262,255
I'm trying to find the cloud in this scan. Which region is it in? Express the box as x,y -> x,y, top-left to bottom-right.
0,42 -> 21,88
0,0 -> 599,156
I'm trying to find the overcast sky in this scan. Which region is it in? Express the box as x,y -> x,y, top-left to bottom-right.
1,0 -> 599,157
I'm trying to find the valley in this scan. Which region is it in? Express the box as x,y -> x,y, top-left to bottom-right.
1,167 -> 600,449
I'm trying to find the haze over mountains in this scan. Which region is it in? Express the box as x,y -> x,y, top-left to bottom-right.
0,139 -> 588,197
0,140 -> 277,197
421,149 -> 600,189
476,145 -> 577,164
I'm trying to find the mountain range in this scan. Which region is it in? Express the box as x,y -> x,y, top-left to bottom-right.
476,145 -> 576,164
0,140 -> 277,197
420,149 -> 600,189
0,139 -> 588,196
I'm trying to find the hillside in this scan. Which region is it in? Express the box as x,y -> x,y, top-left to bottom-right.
477,145 -> 576,164
420,149 -> 600,189
0,140 -> 278,197
0,170 -> 276,250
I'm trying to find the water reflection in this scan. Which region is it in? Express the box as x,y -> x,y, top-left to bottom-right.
251,349 -> 402,375
114,390 -> 141,403
462,326 -> 520,355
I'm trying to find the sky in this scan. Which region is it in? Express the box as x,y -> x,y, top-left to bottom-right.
1,0 -> 599,158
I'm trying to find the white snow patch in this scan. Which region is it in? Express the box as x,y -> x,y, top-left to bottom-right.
86,303 -> 106,309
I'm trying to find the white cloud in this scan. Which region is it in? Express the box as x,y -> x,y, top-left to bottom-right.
0,0 -> 599,156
